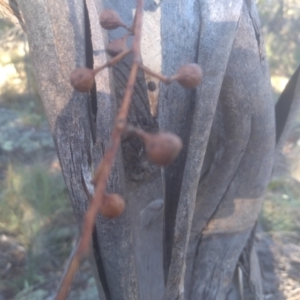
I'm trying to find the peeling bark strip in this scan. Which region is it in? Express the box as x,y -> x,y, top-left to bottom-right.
16,0 -> 300,299
162,1 -> 245,299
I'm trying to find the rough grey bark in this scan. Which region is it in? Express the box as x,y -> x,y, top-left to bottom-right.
13,0 -> 300,299
186,2 -> 275,298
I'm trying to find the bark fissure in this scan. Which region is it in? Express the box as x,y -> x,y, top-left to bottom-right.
246,0 -> 265,60
84,1 -> 97,144
92,227 -> 112,300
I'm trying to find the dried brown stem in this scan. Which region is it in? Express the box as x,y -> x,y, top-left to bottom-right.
93,48 -> 131,74
139,64 -> 172,84
54,1 -> 144,299
54,244 -> 81,300
121,22 -> 133,33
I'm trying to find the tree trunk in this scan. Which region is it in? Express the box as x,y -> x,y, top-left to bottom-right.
13,0 -> 299,299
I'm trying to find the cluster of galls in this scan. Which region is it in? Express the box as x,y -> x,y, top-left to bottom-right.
70,62 -> 202,93
70,8 -> 203,220
70,9 -> 202,92
95,127 -> 183,219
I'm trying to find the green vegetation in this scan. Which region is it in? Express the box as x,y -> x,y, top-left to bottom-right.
0,164 -> 70,242
0,164 -> 76,295
262,178 -> 300,232
257,0 -> 300,97
257,0 -> 300,234
0,19 -> 43,114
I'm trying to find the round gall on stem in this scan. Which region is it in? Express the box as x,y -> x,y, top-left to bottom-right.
99,193 -> 125,219
140,131 -> 183,166
70,68 -> 95,92
99,9 -> 126,30
173,63 -> 203,88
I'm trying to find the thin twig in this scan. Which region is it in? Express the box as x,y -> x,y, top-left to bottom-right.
93,49 -> 131,74
54,1 -> 144,299
139,64 -> 171,84
121,23 -> 133,33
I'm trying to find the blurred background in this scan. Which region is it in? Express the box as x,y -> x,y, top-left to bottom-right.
0,1 -> 300,299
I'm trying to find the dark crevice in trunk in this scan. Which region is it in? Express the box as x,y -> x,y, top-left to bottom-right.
83,3 -> 111,300
91,228 -> 112,300
84,1 -> 97,144
245,0 -> 265,61
163,1 -> 201,283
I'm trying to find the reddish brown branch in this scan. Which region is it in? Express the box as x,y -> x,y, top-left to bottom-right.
54,1 -> 144,299
93,48 -> 131,74
56,0 -> 202,297
139,64 -> 172,84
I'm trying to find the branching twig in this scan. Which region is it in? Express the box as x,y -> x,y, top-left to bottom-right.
139,64 -> 171,84
93,49 -> 131,74
55,1 -> 144,299
56,0 -> 202,298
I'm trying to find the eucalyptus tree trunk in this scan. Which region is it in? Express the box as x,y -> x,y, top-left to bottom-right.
9,0 -> 300,299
